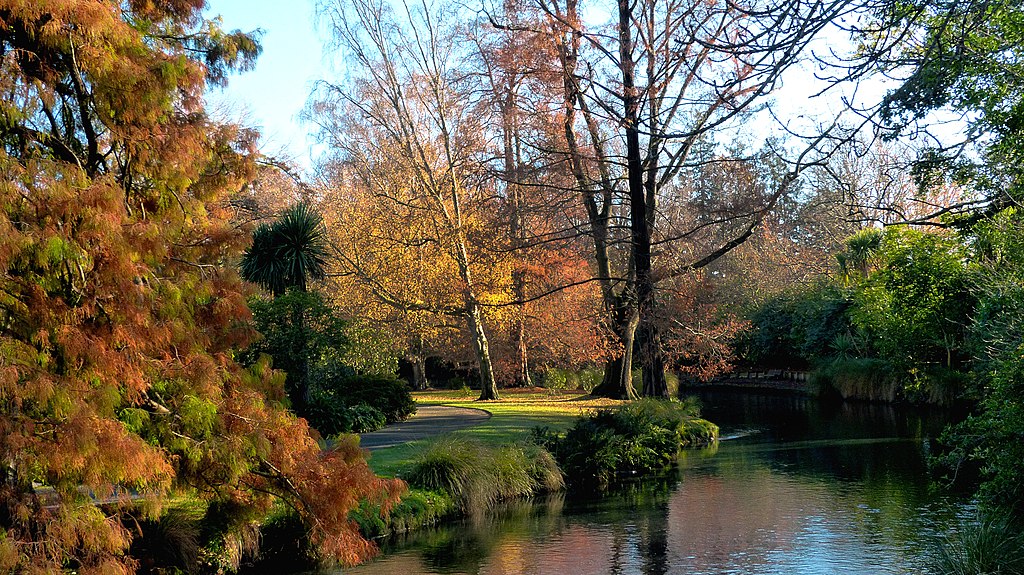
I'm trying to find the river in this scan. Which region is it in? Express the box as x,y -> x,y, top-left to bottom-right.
339,391 -> 970,575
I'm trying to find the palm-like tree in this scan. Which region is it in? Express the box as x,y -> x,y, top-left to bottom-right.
240,203 -> 330,415
241,203 -> 329,296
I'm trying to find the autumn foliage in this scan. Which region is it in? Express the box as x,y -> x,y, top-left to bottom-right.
0,1 -> 400,573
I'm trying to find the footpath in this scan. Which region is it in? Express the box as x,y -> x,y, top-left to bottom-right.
358,405 -> 490,451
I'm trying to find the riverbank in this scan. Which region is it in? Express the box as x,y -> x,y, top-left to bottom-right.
355,391 -> 718,542
342,391 -> 967,575
684,363 -> 961,406
366,389 -> 625,476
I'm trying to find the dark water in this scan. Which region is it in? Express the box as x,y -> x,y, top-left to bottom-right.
340,392 -> 969,575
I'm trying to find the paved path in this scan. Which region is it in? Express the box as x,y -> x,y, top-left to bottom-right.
359,405 -> 491,451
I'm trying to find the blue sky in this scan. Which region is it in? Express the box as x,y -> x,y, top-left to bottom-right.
204,0 -> 328,171
200,1 -> 893,174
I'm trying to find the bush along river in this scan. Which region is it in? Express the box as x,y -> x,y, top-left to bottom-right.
334,392 -> 971,575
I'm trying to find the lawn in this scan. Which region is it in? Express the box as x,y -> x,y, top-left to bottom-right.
365,388 -> 625,477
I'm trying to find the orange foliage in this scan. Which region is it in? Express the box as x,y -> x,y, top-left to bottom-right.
658,272 -> 750,381
0,1 -> 400,572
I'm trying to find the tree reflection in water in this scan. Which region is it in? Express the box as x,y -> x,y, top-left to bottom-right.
339,393 -> 967,575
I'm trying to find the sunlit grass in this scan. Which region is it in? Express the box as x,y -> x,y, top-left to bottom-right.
367,388 -> 625,477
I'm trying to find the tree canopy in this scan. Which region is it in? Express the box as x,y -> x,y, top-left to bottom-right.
0,2 -> 399,572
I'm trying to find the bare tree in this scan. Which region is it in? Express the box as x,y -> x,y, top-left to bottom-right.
515,0 -> 855,397
312,0 -> 503,400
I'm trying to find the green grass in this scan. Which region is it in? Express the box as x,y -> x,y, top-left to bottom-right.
366,389 -> 624,477
933,514 -> 1024,575
405,437 -> 563,514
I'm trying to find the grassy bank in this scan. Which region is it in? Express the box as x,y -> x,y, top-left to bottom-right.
367,389 -> 625,476
359,390 -> 718,540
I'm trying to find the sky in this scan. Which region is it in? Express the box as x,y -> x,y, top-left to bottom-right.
204,0 -> 329,171
201,1 -> 898,175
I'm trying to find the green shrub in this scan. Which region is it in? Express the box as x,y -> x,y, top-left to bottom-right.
932,514 -> 1024,575
540,367 -> 605,393
349,489 -> 460,538
385,489 -> 459,534
405,436 -> 563,515
344,404 -> 387,433
578,368 -> 604,392
540,368 -> 570,392
546,398 -> 718,488
325,371 -> 416,423
305,371 -> 416,435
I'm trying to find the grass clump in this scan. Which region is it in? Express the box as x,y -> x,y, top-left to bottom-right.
537,398 -> 718,488
405,436 -> 563,515
812,357 -> 900,402
933,514 -> 1024,575
351,489 -> 458,537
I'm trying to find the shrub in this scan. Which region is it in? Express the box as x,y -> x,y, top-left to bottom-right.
540,367 -> 608,393
545,398 -> 718,488
385,490 -> 458,534
340,373 -> 416,423
405,436 -> 563,515
344,404 -> 387,434
540,368 -> 570,392
932,514 -> 1024,575
306,371 -> 416,435
578,368 -> 604,392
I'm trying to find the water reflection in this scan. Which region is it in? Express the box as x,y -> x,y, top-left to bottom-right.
339,393 -> 966,575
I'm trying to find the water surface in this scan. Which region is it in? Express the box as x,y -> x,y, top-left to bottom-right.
341,392 -> 967,575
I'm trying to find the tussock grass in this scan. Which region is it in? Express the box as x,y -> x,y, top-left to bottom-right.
933,514 -> 1024,575
812,358 -> 900,402
405,436 -> 563,515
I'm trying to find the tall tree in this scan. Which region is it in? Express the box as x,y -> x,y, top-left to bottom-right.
240,203 -> 330,413
530,0 -> 849,397
320,172 -> 496,391
841,0 -> 1024,223
0,2 -> 400,572
313,0 -> 505,400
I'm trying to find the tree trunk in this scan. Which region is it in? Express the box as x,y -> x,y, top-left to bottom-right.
408,354 -> 428,391
291,293 -> 311,417
639,321 -> 669,398
512,302 -> 532,387
591,306 -> 640,399
504,99 -> 533,389
467,299 -> 500,400
618,0 -> 667,399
